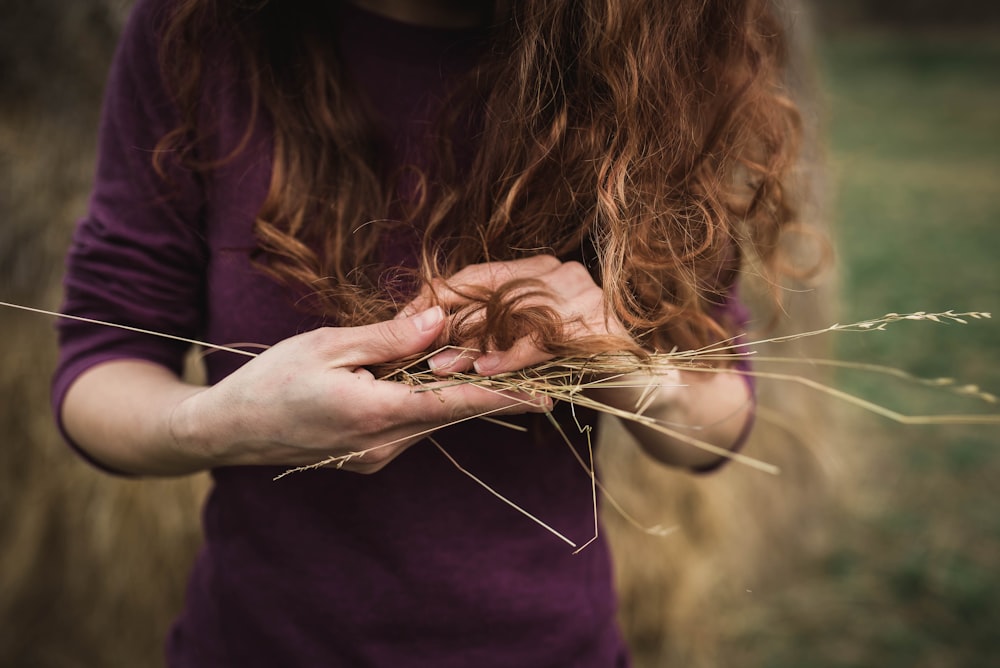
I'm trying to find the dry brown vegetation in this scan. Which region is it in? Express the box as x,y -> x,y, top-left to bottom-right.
0,3 -> 206,666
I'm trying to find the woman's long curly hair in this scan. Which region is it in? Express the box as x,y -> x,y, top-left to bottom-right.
157,0 -> 803,354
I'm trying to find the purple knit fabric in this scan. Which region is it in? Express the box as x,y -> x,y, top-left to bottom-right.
54,1 -> 752,665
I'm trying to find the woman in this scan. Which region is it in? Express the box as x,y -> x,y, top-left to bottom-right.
55,0 -> 800,664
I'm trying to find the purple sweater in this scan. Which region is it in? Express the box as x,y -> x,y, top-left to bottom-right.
55,1 -> 750,665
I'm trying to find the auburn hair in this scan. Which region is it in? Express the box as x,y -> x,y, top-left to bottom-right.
156,0 -> 803,355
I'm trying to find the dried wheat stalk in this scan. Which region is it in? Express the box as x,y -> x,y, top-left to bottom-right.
3,301 -> 997,548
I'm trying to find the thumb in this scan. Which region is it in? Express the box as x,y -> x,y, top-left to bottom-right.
330,306 -> 445,367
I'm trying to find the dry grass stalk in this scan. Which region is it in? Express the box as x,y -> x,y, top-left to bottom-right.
3,301 -> 997,549
428,436 -> 580,548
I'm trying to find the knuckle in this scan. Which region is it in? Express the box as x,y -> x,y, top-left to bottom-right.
480,262 -> 512,287
560,260 -> 590,280
445,266 -> 476,287
556,261 -> 599,295
376,321 -> 411,353
537,255 -> 562,270
308,326 -> 340,351
428,277 -> 449,296
512,255 -> 560,279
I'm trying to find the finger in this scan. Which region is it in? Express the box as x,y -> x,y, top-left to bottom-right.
360,361 -> 551,423
424,380 -> 553,418
473,335 -> 554,376
395,279 -> 443,319
448,255 -> 561,291
395,276 -> 487,321
427,346 -> 481,375
340,383 -> 551,473
329,379 -> 552,474
351,383 -> 549,458
324,307 -> 446,367
397,256 -> 563,318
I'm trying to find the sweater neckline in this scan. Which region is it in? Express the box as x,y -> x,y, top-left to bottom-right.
337,1 -> 490,64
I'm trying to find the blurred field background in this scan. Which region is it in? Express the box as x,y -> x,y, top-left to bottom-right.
1,1 -> 997,666
718,6 -> 1000,667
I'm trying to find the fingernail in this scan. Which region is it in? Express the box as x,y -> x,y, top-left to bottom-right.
428,348 -> 461,371
474,355 -> 499,375
411,306 -> 443,333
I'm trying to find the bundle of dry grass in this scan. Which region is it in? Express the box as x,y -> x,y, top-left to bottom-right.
256,308 -> 994,537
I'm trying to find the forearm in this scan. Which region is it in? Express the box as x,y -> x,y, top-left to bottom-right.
588,367 -> 754,471
61,359 -> 215,476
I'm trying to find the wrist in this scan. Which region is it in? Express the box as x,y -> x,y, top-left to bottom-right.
585,364 -> 684,415
165,386 -> 228,470
589,365 -> 753,471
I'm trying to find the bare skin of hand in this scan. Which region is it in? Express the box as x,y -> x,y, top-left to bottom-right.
401,255 -> 631,376
399,255 -> 753,470
63,306 -> 551,476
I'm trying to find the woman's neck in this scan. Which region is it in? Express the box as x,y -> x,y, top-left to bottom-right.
348,0 -> 492,28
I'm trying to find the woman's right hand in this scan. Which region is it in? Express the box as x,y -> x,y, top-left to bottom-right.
179,306 -> 550,473
63,307 -> 551,476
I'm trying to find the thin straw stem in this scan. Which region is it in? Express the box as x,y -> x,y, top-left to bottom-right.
0,301 -> 258,358
429,437 -> 578,548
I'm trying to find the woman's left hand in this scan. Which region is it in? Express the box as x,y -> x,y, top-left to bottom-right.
400,255 -> 631,376
402,255 -> 755,472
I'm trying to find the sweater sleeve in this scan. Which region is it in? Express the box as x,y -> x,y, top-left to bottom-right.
52,0 -> 208,470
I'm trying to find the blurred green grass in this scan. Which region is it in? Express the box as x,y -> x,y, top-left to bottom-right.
828,35 -> 999,381
725,32 -> 1000,668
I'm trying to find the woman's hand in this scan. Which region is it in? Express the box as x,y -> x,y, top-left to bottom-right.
63,307 -> 551,476
399,256 -> 754,472
401,255 -> 633,376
